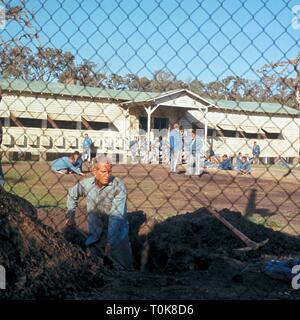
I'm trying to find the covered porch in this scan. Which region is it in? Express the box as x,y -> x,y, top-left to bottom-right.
121,89 -> 215,162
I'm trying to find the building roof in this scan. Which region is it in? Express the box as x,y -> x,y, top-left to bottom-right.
1,78 -> 299,116
0,78 -> 161,102
208,98 -> 300,116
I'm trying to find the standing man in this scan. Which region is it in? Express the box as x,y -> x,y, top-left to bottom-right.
161,136 -> 170,165
82,133 -> 93,163
186,129 -> 203,176
252,141 -> 261,164
169,123 -> 183,173
129,136 -> 139,163
66,155 -> 133,270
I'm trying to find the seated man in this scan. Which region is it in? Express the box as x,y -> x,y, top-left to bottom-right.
238,156 -> 251,175
65,155 -> 133,270
218,154 -> 233,170
51,151 -> 84,176
73,151 -> 83,172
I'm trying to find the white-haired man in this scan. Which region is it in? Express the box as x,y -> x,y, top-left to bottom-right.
66,155 -> 133,270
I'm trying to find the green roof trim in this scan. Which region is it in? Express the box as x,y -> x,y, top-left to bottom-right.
1,79 -> 299,116
207,98 -> 300,116
0,78 -> 161,102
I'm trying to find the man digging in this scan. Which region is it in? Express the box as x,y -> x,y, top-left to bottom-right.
65,155 -> 133,270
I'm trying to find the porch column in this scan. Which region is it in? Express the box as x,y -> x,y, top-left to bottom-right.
124,107 -> 130,163
198,106 -> 209,155
204,107 -> 208,155
144,105 -> 159,162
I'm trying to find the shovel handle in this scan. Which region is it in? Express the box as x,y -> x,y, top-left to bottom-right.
187,190 -> 256,247
206,207 -> 256,247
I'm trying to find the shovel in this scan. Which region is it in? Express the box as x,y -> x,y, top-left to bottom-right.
186,189 -> 269,252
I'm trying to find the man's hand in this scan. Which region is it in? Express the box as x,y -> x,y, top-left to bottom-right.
104,243 -> 111,256
79,172 -> 85,176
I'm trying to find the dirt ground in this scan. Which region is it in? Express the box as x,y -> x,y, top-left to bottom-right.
1,162 -> 300,299
4,161 -> 299,234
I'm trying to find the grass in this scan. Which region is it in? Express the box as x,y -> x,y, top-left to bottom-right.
248,216 -> 286,230
3,161 -> 67,207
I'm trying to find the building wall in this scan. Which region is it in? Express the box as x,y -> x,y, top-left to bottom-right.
1,92 -> 299,161
129,104 -> 300,159
0,94 -> 129,159
184,109 -> 300,158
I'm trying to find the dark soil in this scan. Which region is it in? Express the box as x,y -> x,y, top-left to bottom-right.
0,188 -> 112,299
1,188 -> 300,299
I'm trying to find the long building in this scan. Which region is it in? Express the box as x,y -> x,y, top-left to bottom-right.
0,79 -> 299,163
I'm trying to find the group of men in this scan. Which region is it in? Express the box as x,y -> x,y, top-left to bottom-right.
168,123 -> 261,176
205,153 -> 251,175
129,123 -> 261,177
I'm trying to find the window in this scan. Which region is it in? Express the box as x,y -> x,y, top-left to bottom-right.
263,132 -> 282,139
239,132 -> 260,139
48,120 -> 77,130
139,116 -> 148,131
207,129 -> 215,137
11,118 -> 42,128
0,118 -> 4,126
154,117 -> 169,130
221,130 -> 236,138
86,122 -> 109,130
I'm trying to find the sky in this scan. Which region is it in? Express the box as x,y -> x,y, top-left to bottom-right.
2,0 -> 300,82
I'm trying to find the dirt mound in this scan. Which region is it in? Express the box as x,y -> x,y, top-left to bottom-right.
143,208 -> 300,273
0,188 -> 110,299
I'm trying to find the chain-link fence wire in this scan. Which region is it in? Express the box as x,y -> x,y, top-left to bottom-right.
1,0 -> 300,299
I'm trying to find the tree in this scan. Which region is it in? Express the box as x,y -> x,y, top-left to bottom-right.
29,47 -> 76,82
125,73 -> 151,91
0,1 -> 37,81
188,79 -> 207,96
0,0 -> 37,47
258,53 -> 300,108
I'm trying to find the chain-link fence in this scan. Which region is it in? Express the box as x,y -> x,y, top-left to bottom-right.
1,0 -> 300,299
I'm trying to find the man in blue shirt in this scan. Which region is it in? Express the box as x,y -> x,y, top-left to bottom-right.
129,136 -> 139,163
73,151 -> 83,172
186,129 -> 203,175
218,154 -> 233,170
169,123 -> 183,173
235,152 -> 243,171
252,141 -> 261,164
82,134 -> 93,163
51,152 -> 84,176
238,156 -> 251,175
66,155 -> 133,270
